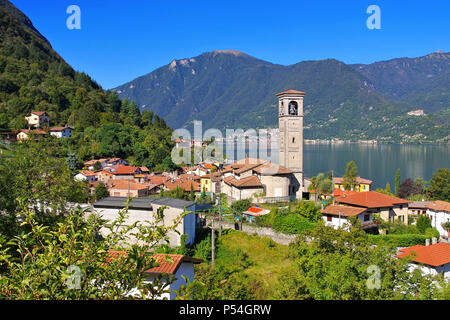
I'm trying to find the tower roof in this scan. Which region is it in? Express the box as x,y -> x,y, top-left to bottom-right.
276,89 -> 305,96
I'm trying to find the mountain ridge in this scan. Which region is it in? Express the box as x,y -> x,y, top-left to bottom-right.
114,50 -> 449,143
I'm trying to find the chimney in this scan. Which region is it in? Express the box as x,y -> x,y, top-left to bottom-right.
432,237 -> 437,245
425,239 -> 430,246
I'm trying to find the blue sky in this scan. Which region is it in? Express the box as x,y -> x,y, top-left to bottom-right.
11,0 -> 450,89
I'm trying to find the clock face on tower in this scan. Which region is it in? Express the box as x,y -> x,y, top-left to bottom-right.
288,101 -> 298,116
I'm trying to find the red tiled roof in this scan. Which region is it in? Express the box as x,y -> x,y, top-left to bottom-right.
115,166 -> 140,175
336,191 -> 409,209
80,170 -> 96,177
396,242 -> 450,267
109,180 -> 149,191
276,89 -> 305,96
147,176 -> 169,186
247,206 -> 263,214
31,111 -> 47,116
107,251 -> 202,275
164,179 -> 201,192
427,200 -> 450,213
243,206 -> 270,216
321,205 -> 367,217
333,189 -> 359,198
252,162 -> 292,175
50,126 -> 70,132
333,176 -> 373,185
19,129 -> 46,135
224,175 -> 263,188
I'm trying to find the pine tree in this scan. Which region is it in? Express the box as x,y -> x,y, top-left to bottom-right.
395,169 -> 401,196
385,182 -> 391,194
343,161 -> 358,191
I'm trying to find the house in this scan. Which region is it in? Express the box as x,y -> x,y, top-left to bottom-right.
74,170 -> 97,183
321,204 -> 378,231
49,126 -> 72,138
219,158 -> 297,203
107,158 -> 128,166
335,191 -> 410,225
396,242 -> 450,279
200,174 -> 212,193
108,180 -> 150,197
25,111 -> 50,128
113,166 -> 142,180
242,206 -> 270,223
92,197 -> 197,247
408,201 -> 430,222
333,176 -> 373,192
84,159 -> 108,170
108,251 -> 203,300
16,129 -> 47,141
427,200 -> 450,239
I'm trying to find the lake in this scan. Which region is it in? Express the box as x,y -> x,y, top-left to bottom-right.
303,144 -> 449,190
232,143 -> 449,190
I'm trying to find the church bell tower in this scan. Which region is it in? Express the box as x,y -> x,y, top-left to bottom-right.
277,89 -> 305,199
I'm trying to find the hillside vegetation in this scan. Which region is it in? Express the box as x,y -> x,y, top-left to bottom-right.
0,1 -> 174,170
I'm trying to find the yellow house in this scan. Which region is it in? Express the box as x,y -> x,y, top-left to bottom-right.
200,174 -> 212,193
333,176 -> 372,192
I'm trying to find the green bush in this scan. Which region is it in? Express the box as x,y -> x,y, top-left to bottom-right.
255,208 -> 316,234
368,234 -> 431,247
272,214 -> 316,234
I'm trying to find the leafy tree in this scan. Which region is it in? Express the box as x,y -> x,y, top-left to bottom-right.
66,153 -> 79,171
0,141 -> 89,216
93,161 -> 102,171
277,221 -> 444,300
398,178 -> 423,199
416,215 -> 432,234
294,201 -> 322,222
0,204 -> 184,299
308,173 -> 332,199
395,168 -> 401,196
343,161 -> 358,191
94,182 -> 110,201
426,168 -> 450,201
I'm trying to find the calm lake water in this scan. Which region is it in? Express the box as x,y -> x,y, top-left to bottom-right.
303,144 -> 450,190
234,144 -> 449,190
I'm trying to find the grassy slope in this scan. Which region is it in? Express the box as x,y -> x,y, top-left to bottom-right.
213,229 -> 294,299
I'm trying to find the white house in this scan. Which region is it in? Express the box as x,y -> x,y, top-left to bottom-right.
396,242 -> 450,279
321,204 -> 377,231
109,251 -> 202,300
93,197 -> 198,247
49,126 -> 72,138
426,200 -> 450,239
25,111 -> 50,128
74,170 -> 97,183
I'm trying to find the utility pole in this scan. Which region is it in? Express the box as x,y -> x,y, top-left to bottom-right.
218,194 -> 222,237
211,212 -> 215,267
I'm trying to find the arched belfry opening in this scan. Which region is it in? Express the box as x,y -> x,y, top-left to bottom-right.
288,101 -> 298,115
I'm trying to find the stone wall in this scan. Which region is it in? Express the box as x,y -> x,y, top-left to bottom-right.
205,217 -> 297,245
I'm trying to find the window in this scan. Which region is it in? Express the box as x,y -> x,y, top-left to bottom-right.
327,215 -> 332,222
364,214 -> 370,222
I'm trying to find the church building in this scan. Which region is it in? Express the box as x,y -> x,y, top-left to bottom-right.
215,89 -> 306,203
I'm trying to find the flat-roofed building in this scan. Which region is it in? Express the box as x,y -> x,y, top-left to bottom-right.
93,197 -> 197,247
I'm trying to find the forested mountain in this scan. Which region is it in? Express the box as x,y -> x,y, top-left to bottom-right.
352,51 -> 450,112
0,1 -> 175,170
115,51 -> 450,143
